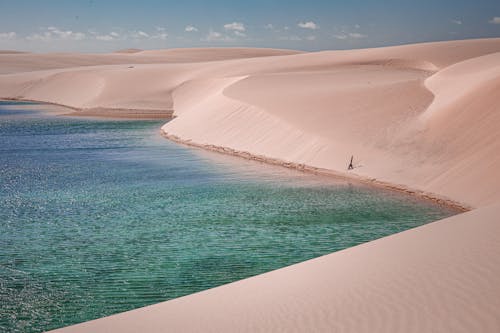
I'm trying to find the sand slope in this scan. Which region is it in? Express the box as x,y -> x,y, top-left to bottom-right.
1,40 -> 500,332
161,39 -> 500,208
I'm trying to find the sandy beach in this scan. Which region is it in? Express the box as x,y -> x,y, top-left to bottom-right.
1,39 -> 500,332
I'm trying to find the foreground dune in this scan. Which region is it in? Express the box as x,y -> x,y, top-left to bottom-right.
1,39 -> 500,332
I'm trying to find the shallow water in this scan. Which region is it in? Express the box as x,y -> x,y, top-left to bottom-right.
0,101 -> 456,332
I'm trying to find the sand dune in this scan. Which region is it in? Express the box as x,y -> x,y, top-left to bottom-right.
160,39 -> 500,208
114,48 -> 143,54
0,50 -> 28,54
0,47 -> 299,74
1,39 -> 500,332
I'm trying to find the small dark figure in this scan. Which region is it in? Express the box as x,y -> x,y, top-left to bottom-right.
348,155 -> 354,170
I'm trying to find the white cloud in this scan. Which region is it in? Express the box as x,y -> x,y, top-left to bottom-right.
451,19 -> 463,25
24,26 -> 169,44
348,32 -> 366,38
489,17 -> 500,24
96,34 -> 114,41
96,29 -> 166,41
207,30 -> 221,40
152,32 -> 168,40
305,35 -> 316,41
298,21 -> 318,30
203,29 -> 233,42
95,31 -> 120,41
224,22 -> 246,31
278,35 -> 302,41
48,26 -> 86,40
70,32 -> 86,40
234,30 -> 246,37
27,27 -> 86,41
334,32 -> 367,40
136,30 -> 149,38
265,24 -> 291,33
155,33 -> 168,40
151,27 -> 168,40
0,32 -> 17,40
185,25 -> 199,32
26,32 -> 51,41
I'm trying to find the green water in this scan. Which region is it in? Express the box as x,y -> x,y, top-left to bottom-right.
0,101 -> 456,332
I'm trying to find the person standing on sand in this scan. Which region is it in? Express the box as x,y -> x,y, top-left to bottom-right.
348,156 -> 354,170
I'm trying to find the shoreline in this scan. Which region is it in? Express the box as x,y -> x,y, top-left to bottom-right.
1,97 -> 468,212
1,97 -> 468,211
161,130 -> 470,212
0,98 -> 174,120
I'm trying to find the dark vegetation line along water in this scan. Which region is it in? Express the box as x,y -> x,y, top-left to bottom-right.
0,101 -> 457,332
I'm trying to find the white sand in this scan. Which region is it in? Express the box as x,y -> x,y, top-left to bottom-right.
1,40 -> 500,332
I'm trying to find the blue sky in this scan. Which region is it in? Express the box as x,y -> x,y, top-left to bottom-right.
1,0 -> 499,52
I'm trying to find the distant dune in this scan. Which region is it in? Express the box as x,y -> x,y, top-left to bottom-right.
0,47 -> 300,74
2,39 -> 500,332
114,48 -> 143,54
0,50 -> 29,54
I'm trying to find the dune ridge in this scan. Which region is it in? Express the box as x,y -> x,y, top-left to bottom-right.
1,39 -> 500,332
